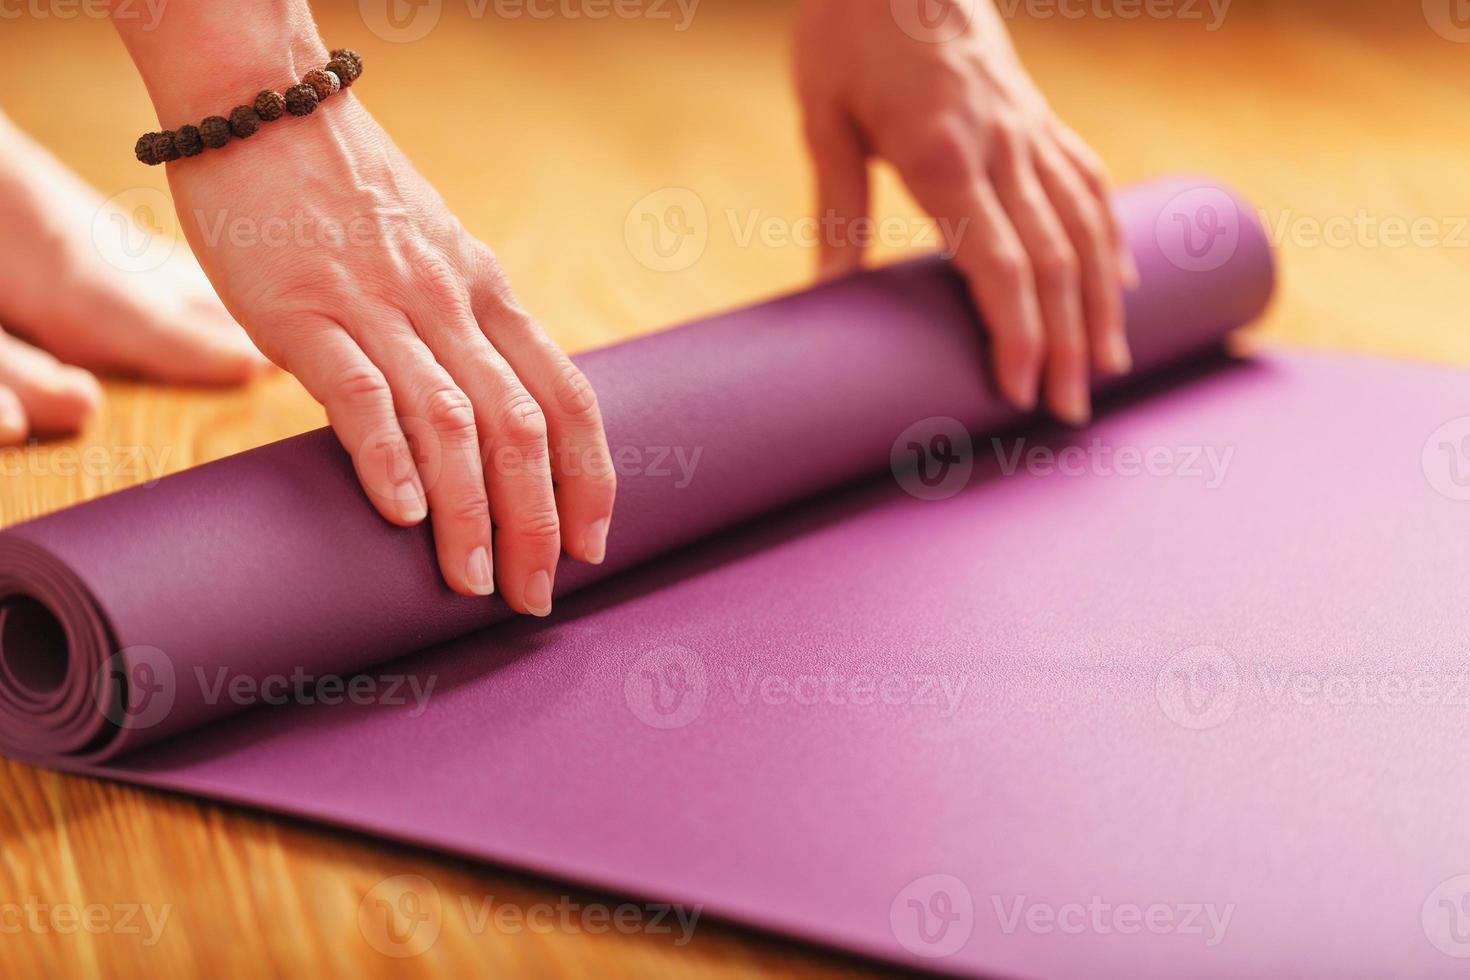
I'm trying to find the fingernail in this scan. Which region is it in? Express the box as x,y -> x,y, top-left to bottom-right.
1057,380 -> 1091,427
1107,334 -> 1133,374
525,569 -> 553,618
71,369 -> 102,403
467,546 -> 494,596
1007,373 -> 1039,413
46,369 -> 101,408
584,519 -> 608,565
0,401 -> 23,437
1121,248 -> 1141,290
399,487 -> 427,524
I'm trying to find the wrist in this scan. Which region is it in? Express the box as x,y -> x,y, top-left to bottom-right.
110,1 -> 330,128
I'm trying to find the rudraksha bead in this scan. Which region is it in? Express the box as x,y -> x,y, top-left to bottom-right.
173,124 -> 205,158
302,69 -> 338,102
326,57 -> 359,89
157,132 -> 181,163
134,132 -> 164,165
284,83 -> 319,117
200,115 -> 232,149
329,48 -> 362,81
229,106 -> 260,139
254,90 -> 287,122
135,132 -> 182,165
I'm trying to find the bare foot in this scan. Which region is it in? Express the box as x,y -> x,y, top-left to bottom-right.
0,110 -> 266,443
0,326 -> 100,442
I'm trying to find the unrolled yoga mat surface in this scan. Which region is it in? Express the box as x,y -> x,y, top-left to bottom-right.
3,176 -> 1469,977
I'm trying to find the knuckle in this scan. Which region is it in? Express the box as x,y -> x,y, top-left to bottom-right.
353,270 -> 409,313
411,254 -> 468,314
421,385 -> 478,437
494,392 -> 549,449
569,461 -> 619,505
467,240 -> 504,281
470,259 -> 532,323
551,360 -> 601,422
333,363 -> 392,407
998,325 -> 1044,363
1073,148 -> 1108,186
360,424 -> 412,466
981,112 -> 1025,156
1050,335 -> 1089,369
446,491 -> 492,527
904,119 -> 977,188
1034,240 -> 1079,285
1072,206 -> 1109,252
977,246 -> 1030,288
511,507 -> 562,545
476,277 -> 522,321
587,464 -> 618,498
556,437 -> 619,494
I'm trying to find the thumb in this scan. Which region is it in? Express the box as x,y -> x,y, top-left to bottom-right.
804,112 -> 871,281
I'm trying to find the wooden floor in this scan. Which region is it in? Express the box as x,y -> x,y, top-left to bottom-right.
2,1 -> 1468,976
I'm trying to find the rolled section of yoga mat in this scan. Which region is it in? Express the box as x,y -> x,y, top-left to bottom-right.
0,175 -> 1273,763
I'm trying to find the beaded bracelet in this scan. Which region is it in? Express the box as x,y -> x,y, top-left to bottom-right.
134,49 -> 363,166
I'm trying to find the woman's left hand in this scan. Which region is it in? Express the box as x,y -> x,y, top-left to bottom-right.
794,0 -> 1137,425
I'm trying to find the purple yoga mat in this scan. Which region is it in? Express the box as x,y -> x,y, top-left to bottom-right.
5,176 -> 1467,976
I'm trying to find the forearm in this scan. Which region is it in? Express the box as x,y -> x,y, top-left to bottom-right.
108,0 -> 329,127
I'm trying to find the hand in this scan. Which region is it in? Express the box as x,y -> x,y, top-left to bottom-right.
165,97 -> 615,614
794,0 -> 1137,424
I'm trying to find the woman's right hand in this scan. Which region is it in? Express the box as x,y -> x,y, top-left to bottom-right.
167,95 -> 616,617
107,1 -> 614,613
